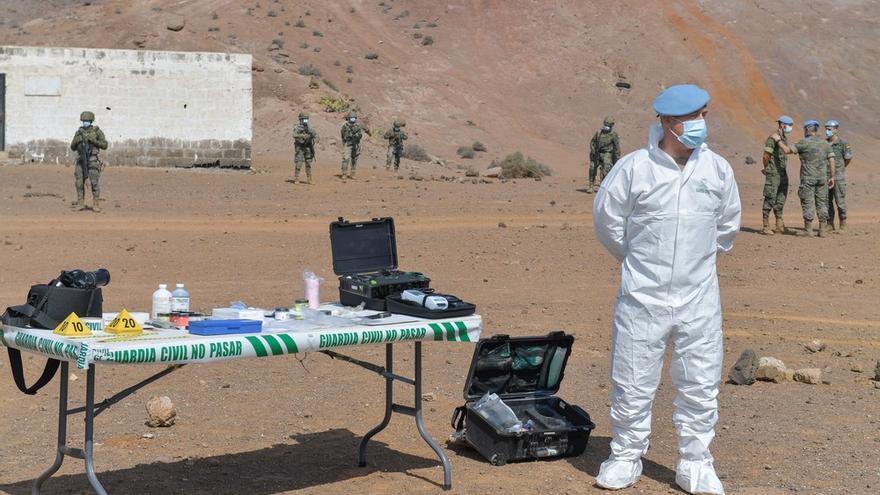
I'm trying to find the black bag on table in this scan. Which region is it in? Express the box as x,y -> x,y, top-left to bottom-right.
450,332 -> 595,466
2,277 -> 104,395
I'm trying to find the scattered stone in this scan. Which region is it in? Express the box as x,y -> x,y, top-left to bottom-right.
875,360 -> 880,381
166,15 -> 186,32
793,368 -> 822,385
146,396 -> 177,427
69,373 -> 78,382
851,364 -> 864,373
804,340 -> 826,353
873,381 -> 880,389
482,166 -> 502,178
497,222 -> 507,228
142,433 -> 155,439
422,392 -> 436,402
728,350 -> 759,385
744,156 -> 756,165
755,357 -> 787,383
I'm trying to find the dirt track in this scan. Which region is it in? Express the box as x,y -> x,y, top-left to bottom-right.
0,162 -> 878,495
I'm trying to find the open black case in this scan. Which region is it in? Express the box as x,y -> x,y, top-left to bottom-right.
330,217 -> 431,310
452,332 -> 595,466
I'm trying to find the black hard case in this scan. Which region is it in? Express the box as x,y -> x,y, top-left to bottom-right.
329,217 -> 430,310
453,332 -> 595,466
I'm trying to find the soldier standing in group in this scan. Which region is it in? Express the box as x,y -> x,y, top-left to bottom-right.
774,120 -> 836,237
760,115 -> 794,235
69,111 -> 108,212
825,120 -> 853,232
340,110 -> 363,180
587,117 -> 620,193
292,112 -> 318,184
384,119 -> 407,172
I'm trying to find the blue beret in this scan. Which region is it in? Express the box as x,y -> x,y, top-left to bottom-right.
803,119 -> 820,128
652,84 -> 711,117
777,115 -> 794,125
825,119 -> 839,127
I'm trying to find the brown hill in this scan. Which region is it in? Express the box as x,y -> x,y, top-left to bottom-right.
1,0 -> 877,176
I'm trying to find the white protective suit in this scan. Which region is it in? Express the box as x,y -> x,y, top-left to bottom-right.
593,123 -> 741,493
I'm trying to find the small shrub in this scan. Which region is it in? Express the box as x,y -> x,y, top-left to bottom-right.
402,144 -> 431,162
465,167 -> 479,177
426,21 -> 438,27
421,35 -> 434,46
271,38 -> 284,48
364,52 -> 379,60
322,78 -> 338,91
472,141 -> 487,152
347,77 -> 353,83
211,12 -> 218,20
300,42 -> 309,49
319,95 -> 349,113
346,65 -> 354,73
395,10 -> 410,20
334,60 -> 341,66
492,152 -> 552,179
413,23 -> 421,29
297,63 -> 321,76
413,32 -> 423,39
285,21 -> 291,26
313,29 -> 323,37
267,10 -> 278,17
457,146 -> 475,159
295,19 -> 306,27
305,10 -> 310,16
208,26 -> 220,32
313,46 -> 321,52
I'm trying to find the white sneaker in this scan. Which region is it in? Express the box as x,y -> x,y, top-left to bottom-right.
676,458 -> 725,495
596,457 -> 642,490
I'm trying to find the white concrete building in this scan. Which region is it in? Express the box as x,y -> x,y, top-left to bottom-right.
0,46 -> 252,168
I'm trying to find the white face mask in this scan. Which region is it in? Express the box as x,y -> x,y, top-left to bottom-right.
81,121 -> 92,128
302,119 -> 309,125
782,125 -> 792,134
349,118 -> 356,123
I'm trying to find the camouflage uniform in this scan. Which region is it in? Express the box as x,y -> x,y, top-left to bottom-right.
588,118 -> 620,192
384,122 -> 408,171
789,135 -> 834,235
69,112 -> 108,211
761,132 -> 789,231
293,113 -> 318,183
827,138 -> 853,228
340,115 -> 363,179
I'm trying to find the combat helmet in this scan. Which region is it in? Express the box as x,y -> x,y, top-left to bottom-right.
603,116 -> 614,126
346,110 -> 357,120
80,111 -> 95,121
393,118 -> 406,127
298,112 -> 309,120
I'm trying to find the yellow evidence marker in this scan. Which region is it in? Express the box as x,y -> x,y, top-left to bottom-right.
54,312 -> 92,337
105,309 -> 144,336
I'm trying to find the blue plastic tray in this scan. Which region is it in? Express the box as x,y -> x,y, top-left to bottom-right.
188,319 -> 262,335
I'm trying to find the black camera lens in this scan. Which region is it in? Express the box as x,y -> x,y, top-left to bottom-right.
58,268 -> 111,289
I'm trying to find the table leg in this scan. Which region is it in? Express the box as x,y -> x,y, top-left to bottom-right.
358,343 -> 393,467
31,363 -> 107,495
413,341 -> 452,491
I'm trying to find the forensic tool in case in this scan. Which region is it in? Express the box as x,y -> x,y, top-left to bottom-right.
330,217 -> 431,310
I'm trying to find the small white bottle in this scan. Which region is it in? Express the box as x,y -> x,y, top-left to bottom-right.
151,284 -> 173,320
171,283 -> 190,312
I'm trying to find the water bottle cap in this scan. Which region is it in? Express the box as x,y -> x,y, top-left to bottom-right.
159,284 -> 167,289
176,283 -> 184,288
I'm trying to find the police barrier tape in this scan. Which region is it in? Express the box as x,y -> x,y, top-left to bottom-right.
0,317 -> 482,370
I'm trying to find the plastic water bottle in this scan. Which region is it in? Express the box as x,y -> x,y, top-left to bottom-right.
151,284 -> 173,320
171,283 -> 190,312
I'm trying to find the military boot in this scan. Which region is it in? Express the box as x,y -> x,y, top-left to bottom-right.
762,216 -> 774,235
306,172 -> 312,185
91,195 -> 102,213
817,220 -> 828,238
839,218 -> 848,232
800,220 -> 814,237
586,182 -> 595,194
775,217 -> 787,235
71,192 -> 85,210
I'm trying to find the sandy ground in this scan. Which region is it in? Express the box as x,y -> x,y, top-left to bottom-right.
0,158 -> 878,495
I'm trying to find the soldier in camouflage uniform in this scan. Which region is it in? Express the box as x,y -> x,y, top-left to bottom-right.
292,112 -> 318,184
760,115 -> 794,235
587,117 -> 620,193
824,120 -> 853,232
69,111 -> 108,212
384,119 -> 407,172
774,120 -> 836,237
340,110 -> 363,179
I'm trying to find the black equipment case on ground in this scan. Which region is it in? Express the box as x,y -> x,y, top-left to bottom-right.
330,217 -> 430,310
451,332 -> 595,466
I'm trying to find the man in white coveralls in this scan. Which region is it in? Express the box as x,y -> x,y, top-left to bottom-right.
592,84 -> 741,494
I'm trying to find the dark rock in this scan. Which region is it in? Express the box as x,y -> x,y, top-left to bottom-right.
728,350 -> 759,385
